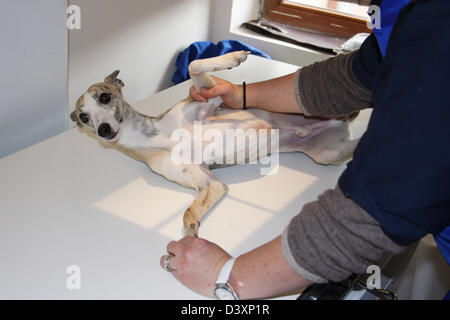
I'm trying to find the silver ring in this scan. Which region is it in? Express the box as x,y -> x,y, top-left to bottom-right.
163,253 -> 176,273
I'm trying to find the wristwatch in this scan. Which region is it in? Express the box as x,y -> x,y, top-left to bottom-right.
214,258 -> 239,300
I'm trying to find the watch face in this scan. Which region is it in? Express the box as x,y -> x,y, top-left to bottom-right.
214,285 -> 237,300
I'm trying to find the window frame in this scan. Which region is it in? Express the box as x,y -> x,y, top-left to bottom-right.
263,0 -> 372,38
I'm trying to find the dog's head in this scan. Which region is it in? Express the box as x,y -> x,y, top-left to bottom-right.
71,70 -> 127,142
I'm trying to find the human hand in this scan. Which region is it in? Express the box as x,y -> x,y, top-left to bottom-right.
160,236 -> 232,298
189,76 -> 244,109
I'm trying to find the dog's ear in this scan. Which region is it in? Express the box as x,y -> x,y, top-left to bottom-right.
70,111 -> 82,127
105,70 -> 125,89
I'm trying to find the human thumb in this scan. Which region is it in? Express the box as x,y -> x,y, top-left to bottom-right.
200,85 -> 229,99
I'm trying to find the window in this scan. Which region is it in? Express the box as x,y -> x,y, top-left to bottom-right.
263,0 -> 371,38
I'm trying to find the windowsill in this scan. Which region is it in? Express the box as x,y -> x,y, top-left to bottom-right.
214,0 -> 331,67
230,24 -> 332,57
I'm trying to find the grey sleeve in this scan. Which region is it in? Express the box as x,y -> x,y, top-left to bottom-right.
295,51 -> 373,118
281,185 -> 405,283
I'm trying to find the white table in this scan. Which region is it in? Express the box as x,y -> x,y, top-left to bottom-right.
0,55 -> 370,299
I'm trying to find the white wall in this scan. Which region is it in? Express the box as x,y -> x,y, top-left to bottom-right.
68,0 -> 213,117
0,0 -> 327,159
0,0 -> 68,159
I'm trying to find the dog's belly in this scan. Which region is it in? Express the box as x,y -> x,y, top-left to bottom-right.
184,108 -> 347,166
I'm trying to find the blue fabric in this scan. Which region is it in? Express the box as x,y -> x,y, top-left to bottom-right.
340,0 -> 450,250
171,40 -> 271,84
444,290 -> 450,300
435,226 -> 450,265
373,0 -> 411,57
352,33 -> 382,91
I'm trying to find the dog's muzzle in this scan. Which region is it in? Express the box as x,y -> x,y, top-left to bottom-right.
98,123 -> 117,140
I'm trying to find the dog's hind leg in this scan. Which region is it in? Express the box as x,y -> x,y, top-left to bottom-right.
146,152 -> 228,237
189,51 -> 251,92
182,167 -> 229,237
284,124 -> 359,165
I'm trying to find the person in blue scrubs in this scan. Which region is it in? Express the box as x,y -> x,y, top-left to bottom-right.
160,0 -> 449,299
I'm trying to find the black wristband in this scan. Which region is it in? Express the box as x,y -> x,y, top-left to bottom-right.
242,81 -> 247,110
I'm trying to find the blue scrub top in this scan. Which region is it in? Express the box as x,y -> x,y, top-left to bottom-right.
339,0 -> 450,264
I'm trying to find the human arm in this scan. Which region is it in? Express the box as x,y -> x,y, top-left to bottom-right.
190,73 -> 303,115
191,36 -> 380,118
160,235 -> 312,299
229,235 -> 313,299
160,185 -> 404,299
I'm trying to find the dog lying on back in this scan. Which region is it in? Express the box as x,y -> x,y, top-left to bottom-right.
70,51 -> 358,237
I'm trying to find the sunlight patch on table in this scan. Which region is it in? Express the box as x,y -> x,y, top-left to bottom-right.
226,166 -> 318,212
93,177 -> 192,230
198,198 -> 275,252
156,212 -> 186,239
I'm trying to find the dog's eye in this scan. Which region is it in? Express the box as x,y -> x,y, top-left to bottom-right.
99,93 -> 112,104
79,113 -> 89,124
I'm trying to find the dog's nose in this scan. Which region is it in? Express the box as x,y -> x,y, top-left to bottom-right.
98,123 -> 113,138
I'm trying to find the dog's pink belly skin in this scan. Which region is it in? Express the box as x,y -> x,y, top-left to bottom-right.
179,108 -> 349,166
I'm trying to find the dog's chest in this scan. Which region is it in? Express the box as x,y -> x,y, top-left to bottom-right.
118,124 -> 172,150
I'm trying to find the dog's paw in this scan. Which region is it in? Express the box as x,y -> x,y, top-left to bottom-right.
183,221 -> 199,238
229,51 -> 251,68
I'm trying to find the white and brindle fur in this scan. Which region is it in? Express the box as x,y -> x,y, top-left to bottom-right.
71,51 -> 358,237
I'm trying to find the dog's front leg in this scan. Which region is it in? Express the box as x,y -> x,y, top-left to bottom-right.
146,152 -> 228,237
189,51 -> 250,92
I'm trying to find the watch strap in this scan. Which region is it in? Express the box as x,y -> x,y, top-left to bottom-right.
216,258 -> 236,285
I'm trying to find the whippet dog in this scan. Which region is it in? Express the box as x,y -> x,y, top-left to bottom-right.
70,51 -> 358,237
